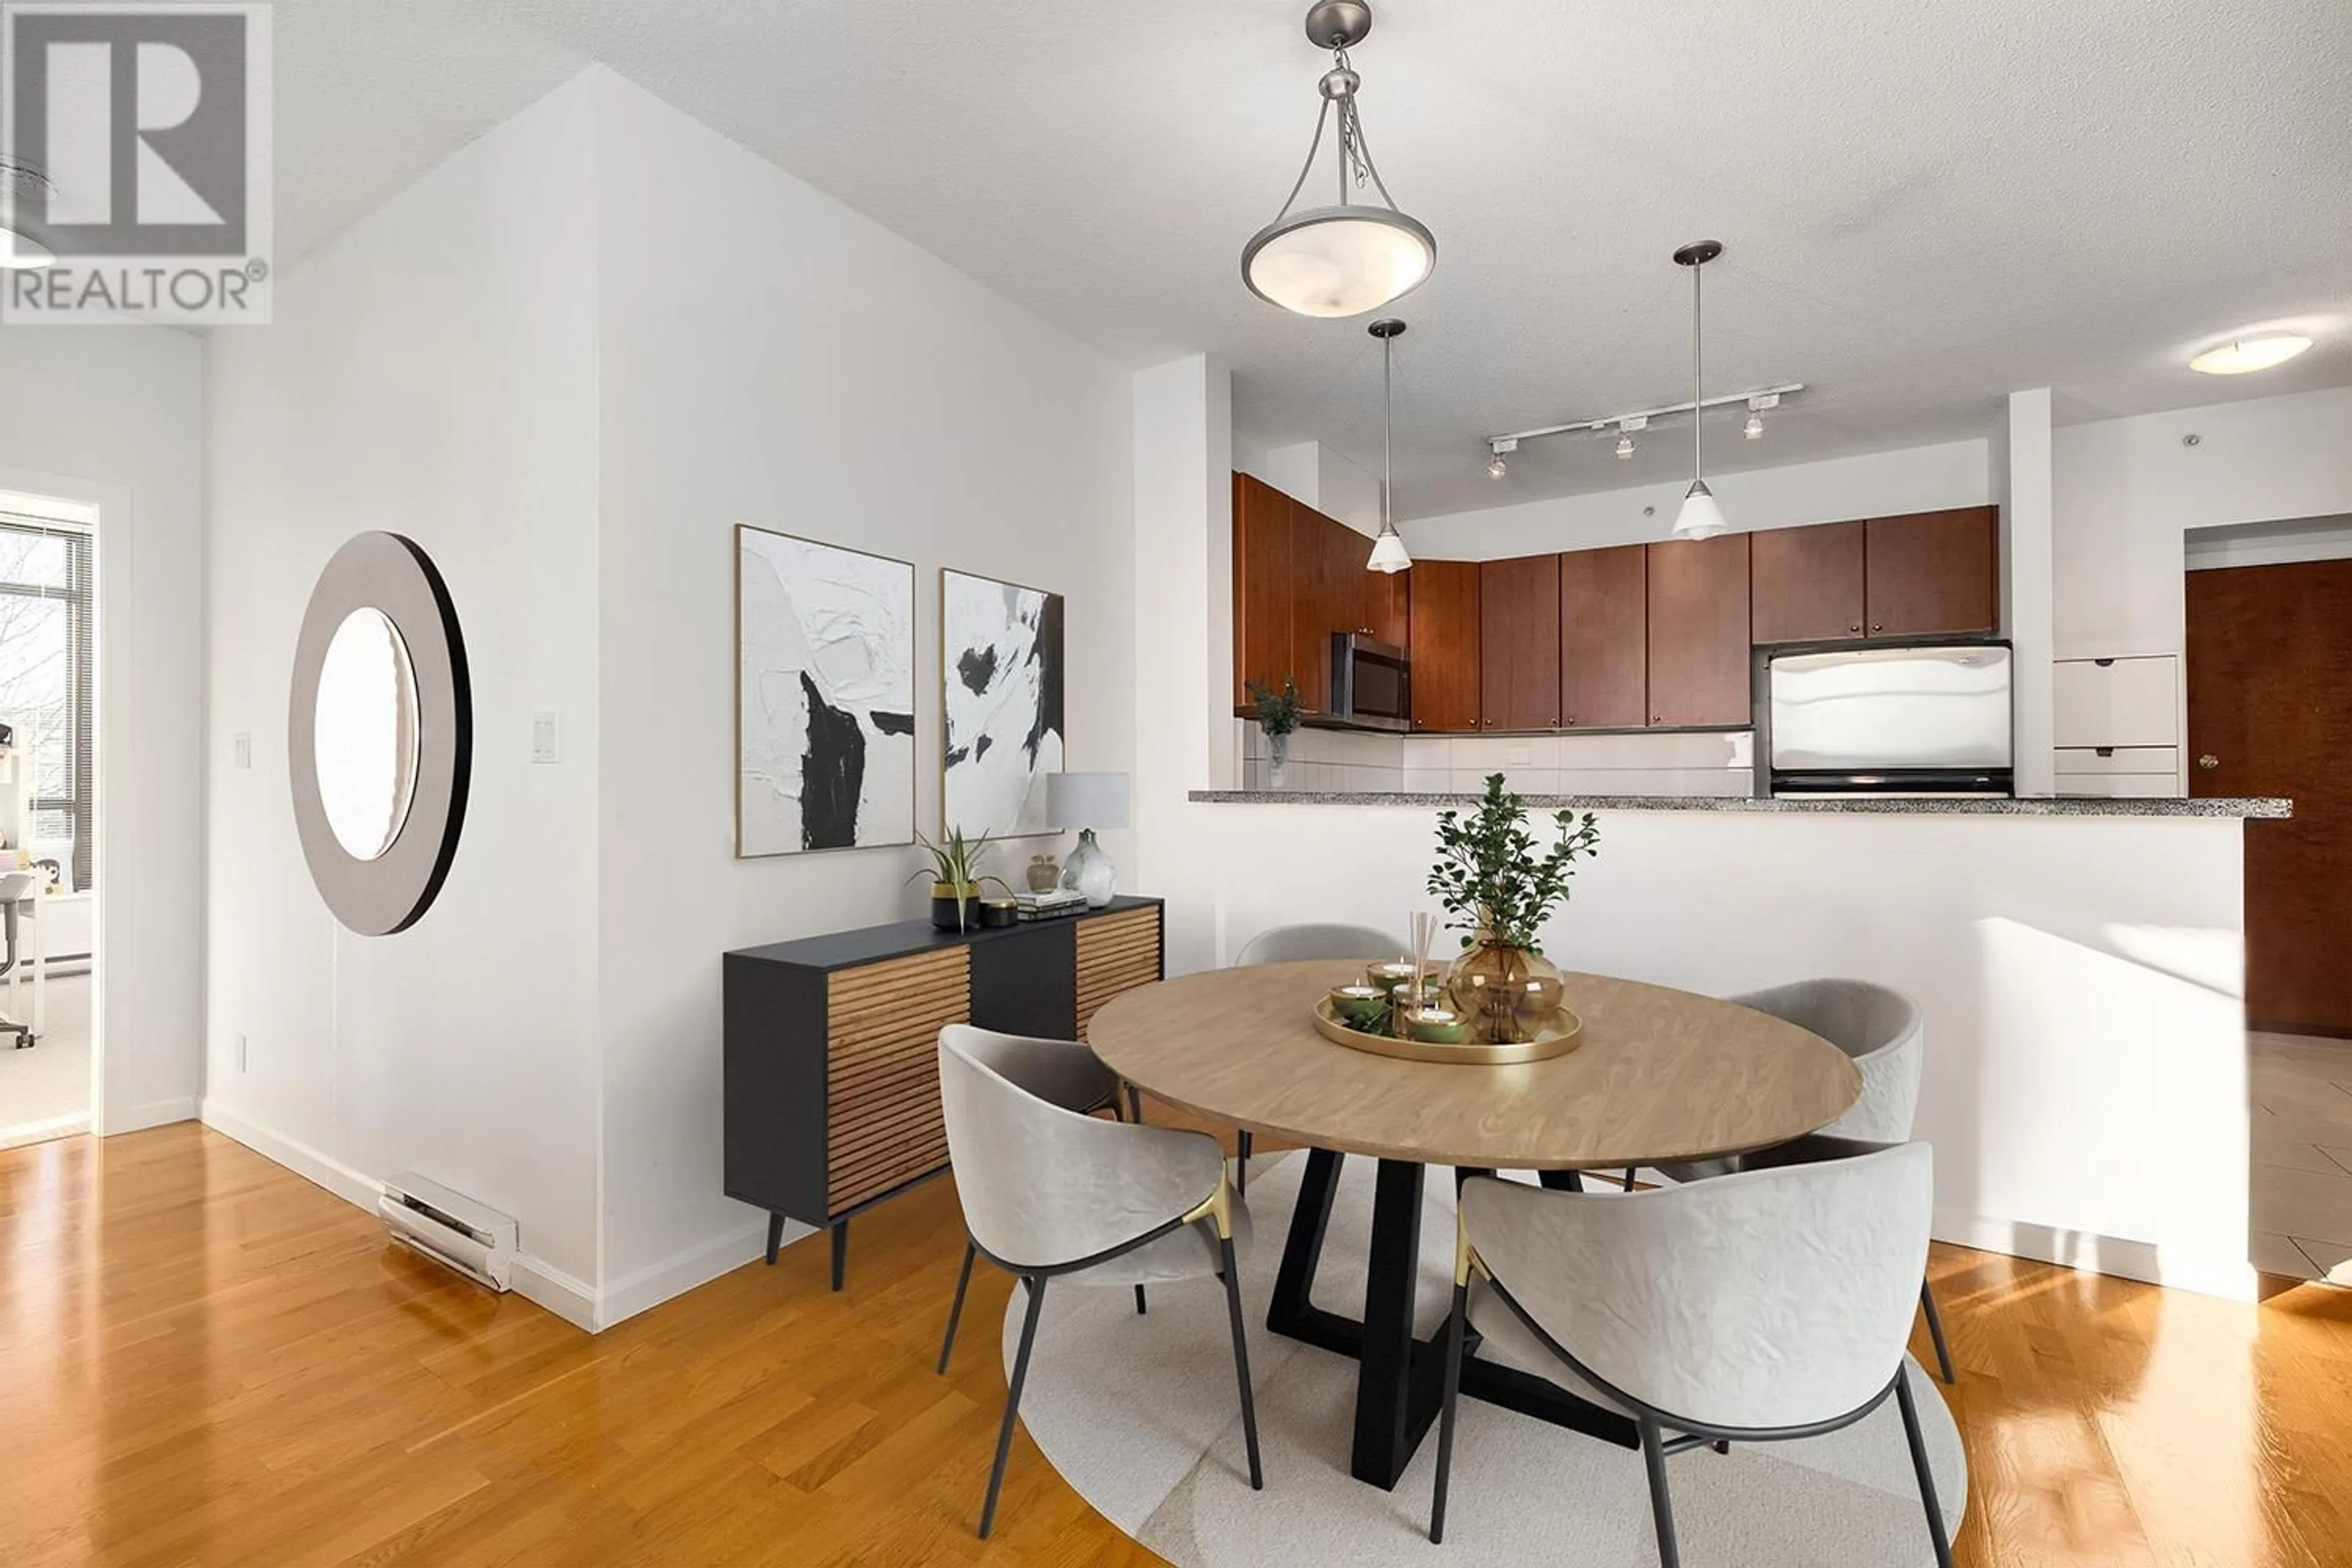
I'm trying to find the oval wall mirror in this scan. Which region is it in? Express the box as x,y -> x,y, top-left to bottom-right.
289,533 -> 471,935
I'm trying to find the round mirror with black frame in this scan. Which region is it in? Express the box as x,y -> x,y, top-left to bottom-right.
288,532 -> 471,935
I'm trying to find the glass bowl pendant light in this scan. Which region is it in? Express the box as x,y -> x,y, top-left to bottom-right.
1242,2 -> 1436,318
1671,240 -> 1730,540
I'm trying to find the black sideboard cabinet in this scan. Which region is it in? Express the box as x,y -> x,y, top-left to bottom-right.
723,896 -> 1164,1289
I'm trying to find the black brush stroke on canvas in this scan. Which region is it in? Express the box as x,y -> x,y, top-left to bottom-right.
800,671 -> 865,850
1023,592 -> 1065,766
869,710 -> 914,737
956,646 -> 998,696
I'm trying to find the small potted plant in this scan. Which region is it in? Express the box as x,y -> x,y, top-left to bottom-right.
1426,774 -> 1602,1043
1245,676 -> 1303,789
910,826 -> 1009,932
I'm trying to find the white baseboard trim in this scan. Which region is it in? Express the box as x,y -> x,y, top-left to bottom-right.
594,1215 -> 802,1330
199,1099 -> 603,1330
106,1095 -> 199,1136
1,1111 -> 90,1150
1933,1208 -> 2256,1302
511,1255 -> 598,1331
200,1099 -> 382,1210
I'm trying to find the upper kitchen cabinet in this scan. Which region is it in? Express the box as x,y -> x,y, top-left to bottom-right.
1359,559 -> 1410,650
1751,520 -> 1866,643
1864,507 -> 2000,637
1559,545 -> 1648,729
1479,554 -> 1562,730
1409,557 -> 1481,732
1646,533 -> 1752,727
1232,473 -> 1294,708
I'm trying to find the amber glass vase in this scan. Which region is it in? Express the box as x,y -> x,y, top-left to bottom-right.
1444,938 -> 1566,1044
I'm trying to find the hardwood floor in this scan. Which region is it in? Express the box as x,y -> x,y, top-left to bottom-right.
4,1123 -> 2348,1567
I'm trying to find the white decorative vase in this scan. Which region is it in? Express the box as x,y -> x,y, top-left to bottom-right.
1267,731 -> 1290,790
1061,827 -> 1117,908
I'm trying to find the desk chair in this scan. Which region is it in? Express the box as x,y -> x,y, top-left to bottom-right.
0,871 -> 38,1049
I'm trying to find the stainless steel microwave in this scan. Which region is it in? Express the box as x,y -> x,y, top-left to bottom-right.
1330,633 -> 1411,732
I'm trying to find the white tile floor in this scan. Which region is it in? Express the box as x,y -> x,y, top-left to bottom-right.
2250,1028 -> 2352,1284
0,973 -> 91,1150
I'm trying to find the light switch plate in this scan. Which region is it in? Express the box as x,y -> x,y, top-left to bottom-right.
233,732 -> 252,769
530,710 -> 561,764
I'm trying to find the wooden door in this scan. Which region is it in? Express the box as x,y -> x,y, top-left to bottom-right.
1751,520 -> 1866,643
2188,560 -> 2352,1033
1409,557 -> 1480,731
1479,554 -> 1562,730
1864,507 -> 1999,637
1646,534 -> 1752,726
1232,473 -> 1293,708
1559,545 -> 1647,729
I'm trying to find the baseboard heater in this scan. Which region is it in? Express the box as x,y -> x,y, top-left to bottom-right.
379,1172 -> 516,1291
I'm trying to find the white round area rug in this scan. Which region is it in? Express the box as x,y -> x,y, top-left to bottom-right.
1002,1150 -> 1966,1567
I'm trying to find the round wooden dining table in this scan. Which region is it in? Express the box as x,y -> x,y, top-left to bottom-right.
1087,960 -> 1862,1491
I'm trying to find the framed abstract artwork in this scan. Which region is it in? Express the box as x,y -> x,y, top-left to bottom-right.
736,525 -> 916,856
940,568 -> 1065,839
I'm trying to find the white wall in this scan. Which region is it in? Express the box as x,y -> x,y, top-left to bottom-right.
1257,439 -> 1379,537
591,73 -> 1137,1310
0,326 -> 204,1133
203,74 -> 606,1311
2052,384 -> 2352,660
1403,437 -> 1992,560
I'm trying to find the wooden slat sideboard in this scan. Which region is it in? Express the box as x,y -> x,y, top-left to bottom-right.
724,896 -> 1165,1290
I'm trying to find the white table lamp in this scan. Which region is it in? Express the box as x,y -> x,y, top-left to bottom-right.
1047,772 -> 1129,908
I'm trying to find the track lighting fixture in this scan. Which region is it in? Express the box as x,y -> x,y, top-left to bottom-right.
1744,412 -> 1765,440
1486,437 -> 1513,479
1487,453 -> 1507,478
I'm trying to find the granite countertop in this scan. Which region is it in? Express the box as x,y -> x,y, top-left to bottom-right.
1189,790 -> 2291,818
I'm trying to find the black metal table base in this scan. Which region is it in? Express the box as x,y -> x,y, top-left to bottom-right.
1265,1147 -> 1637,1490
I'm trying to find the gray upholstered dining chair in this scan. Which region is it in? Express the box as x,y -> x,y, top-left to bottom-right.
1648,978 -> 1953,1383
1231,922 -> 1405,1193
934,1023 -> 1264,1539
1430,1144 -> 1953,1568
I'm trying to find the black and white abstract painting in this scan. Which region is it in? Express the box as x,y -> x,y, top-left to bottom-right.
737,526 -> 916,856
941,568 -> 1065,838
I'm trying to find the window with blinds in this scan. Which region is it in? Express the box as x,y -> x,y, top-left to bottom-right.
0,513 -> 94,892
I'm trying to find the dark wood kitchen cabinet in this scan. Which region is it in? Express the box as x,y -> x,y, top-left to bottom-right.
1751,519 -> 1866,643
1232,473 -> 1293,707
1646,533 -> 1752,726
1864,507 -> 1999,637
1409,557 -> 1481,731
1559,544 -> 1648,729
1360,562 -> 1410,650
1479,554 -> 1562,730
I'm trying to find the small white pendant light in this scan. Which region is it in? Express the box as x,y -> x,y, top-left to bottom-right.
1243,2 -> 1436,319
1366,317 -> 1412,573
1671,240 -> 1729,541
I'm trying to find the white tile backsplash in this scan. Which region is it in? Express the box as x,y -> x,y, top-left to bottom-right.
1235,725 -> 1755,794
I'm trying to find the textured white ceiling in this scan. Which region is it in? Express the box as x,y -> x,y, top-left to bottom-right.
266,0 -> 2352,518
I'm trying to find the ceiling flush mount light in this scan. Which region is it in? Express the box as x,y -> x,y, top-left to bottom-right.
0,156 -> 56,271
1242,2 -> 1436,318
1366,318 -> 1412,573
1670,239 -> 1729,541
2188,334 -> 2313,375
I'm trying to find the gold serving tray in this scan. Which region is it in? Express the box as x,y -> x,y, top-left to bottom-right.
1311,996 -> 1585,1065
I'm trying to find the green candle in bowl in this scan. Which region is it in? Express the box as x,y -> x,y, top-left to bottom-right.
1403,1005 -> 1469,1044
1363,960 -> 1418,993
1329,984 -> 1389,1029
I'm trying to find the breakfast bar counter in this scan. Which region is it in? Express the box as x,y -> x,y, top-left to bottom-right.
1190,789 -> 2290,816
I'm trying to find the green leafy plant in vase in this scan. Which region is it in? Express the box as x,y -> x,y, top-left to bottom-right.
1426,773 -> 1602,1044
909,826 -> 1011,932
1245,676 -> 1303,788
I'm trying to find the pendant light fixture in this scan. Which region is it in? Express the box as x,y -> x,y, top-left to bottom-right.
1366,317 -> 1412,573
1242,2 -> 1436,319
1670,239 -> 1728,541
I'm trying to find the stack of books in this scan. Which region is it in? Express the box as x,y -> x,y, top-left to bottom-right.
1012,888 -> 1088,922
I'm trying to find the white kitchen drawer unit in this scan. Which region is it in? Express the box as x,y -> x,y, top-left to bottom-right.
2054,771 -> 2180,799
2053,655 -> 2179,748
2052,746 -> 2179,776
